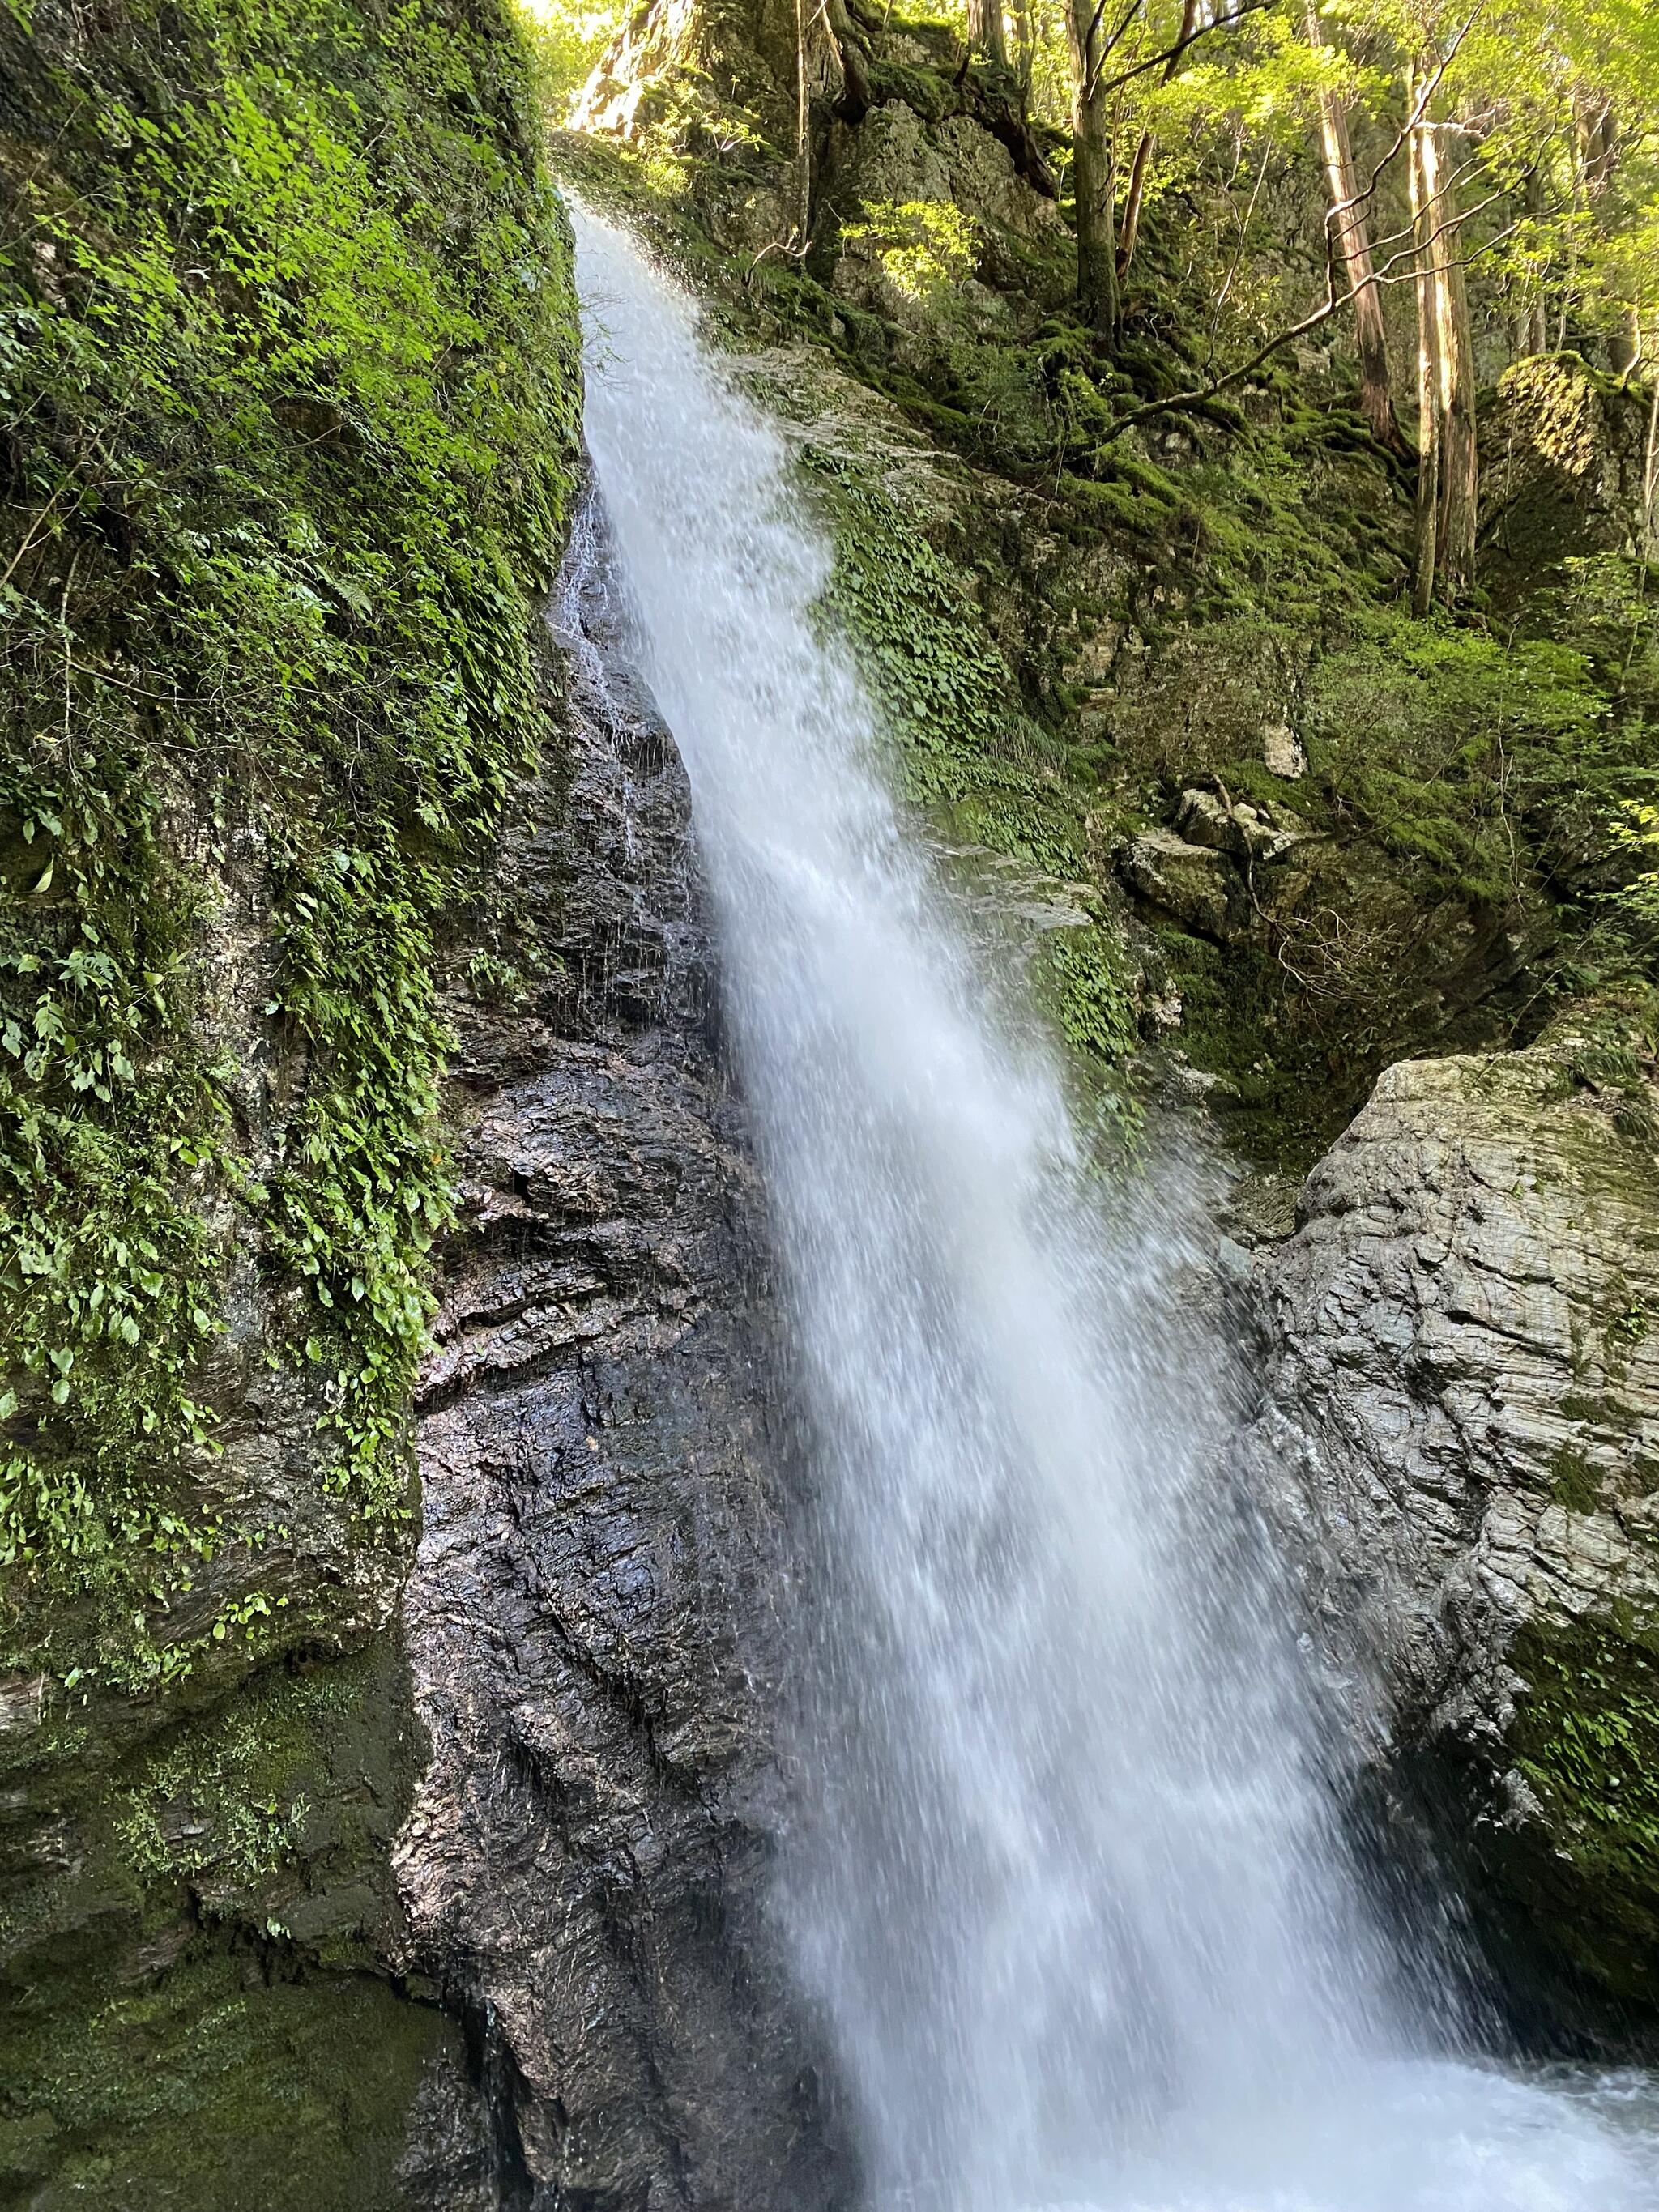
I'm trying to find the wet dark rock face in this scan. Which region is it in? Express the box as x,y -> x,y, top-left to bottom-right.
397,511 -> 841,2212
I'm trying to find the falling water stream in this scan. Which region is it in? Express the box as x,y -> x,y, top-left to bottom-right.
569,200 -> 1659,2212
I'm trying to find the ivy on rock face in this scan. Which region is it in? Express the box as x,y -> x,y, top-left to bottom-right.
799,447 -> 1141,1112
0,0 -> 579,1658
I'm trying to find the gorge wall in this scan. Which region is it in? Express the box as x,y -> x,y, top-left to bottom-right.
398,518 -> 841,2210
0,1 -> 584,2200
2,0 -> 1659,2199
0,6 -> 848,2190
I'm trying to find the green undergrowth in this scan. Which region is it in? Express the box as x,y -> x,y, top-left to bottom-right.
1301,608 -> 1627,906
0,0 -> 578,1658
1508,1610 -> 1659,2003
803,450 -> 1068,834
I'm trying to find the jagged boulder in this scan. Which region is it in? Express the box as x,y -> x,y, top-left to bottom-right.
1239,1021 -> 1659,2019
1120,827 -> 1246,940
1118,790 -> 1323,943
1175,785 -> 1312,866
1482,354 -> 1655,605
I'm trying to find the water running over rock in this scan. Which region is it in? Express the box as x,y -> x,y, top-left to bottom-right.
570,198 -> 1659,2212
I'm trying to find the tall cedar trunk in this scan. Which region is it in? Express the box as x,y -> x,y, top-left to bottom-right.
1518,166 -> 1550,356
1424,121 -> 1478,597
1013,0 -> 1036,104
968,0 -> 1008,66
1067,0 -> 1118,336
1410,105 -> 1477,605
1116,0 -> 1198,280
1581,100 -> 1638,374
1409,99 -> 1441,615
1306,1 -> 1404,454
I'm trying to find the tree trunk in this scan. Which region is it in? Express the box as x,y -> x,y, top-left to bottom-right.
1116,0 -> 1198,281
1408,96 -> 1477,607
1013,0 -> 1036,104
1580,96 -> 1618,195
1118,127 -> 1154,276
967,0 -> 1008,66
1516,165 -> 1550,356
792,0 -> 811,247
1580,100 -> 1638,375
1066,0 -> 1118,336
1423,121 -> 1477,598
1307,1 -> 1405,455
1409,96 -> 1441,615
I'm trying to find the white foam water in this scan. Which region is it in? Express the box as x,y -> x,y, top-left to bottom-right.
569,197 -> 1659,2212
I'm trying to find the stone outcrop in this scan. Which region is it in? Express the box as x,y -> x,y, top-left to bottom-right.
1239,1021 -> 1659,2021
1120,826 -> 1246,941
1482,354 -> 1657,607
1115,788 -> 1320,943
396,510 -> 841,2210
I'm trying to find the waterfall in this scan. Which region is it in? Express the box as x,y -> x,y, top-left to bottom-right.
569,200 -> 1659,2212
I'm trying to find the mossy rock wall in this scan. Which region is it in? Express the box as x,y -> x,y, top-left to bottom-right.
0,1644 -> 472,2211
0,0 -> 580,2195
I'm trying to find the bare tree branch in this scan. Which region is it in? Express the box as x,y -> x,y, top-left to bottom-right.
1090,0 -> 1277,100
1104,186 -> 1517,438
1079,0 -> 1148,101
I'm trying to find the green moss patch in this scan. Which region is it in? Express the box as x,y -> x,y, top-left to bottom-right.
0,1638 -> 441,2207
0,1947 -> 453,2212
1507,1612 -> 1659,2005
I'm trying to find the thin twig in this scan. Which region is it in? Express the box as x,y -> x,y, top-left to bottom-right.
1090,0 -> 1277,100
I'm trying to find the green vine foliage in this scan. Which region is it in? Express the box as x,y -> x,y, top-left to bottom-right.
1510,1613 -> 1659,1999
800,447 -> 1141,1105
802,447 -> 1077,855
0,0 -> 578,1630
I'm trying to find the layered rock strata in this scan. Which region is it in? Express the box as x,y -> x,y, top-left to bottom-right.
1239,1028 -> 1659,2022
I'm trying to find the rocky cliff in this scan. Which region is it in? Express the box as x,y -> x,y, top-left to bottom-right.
397,514 -> 841,2210
0,1 -> 584,2200
1239,1017 -> 1659,2028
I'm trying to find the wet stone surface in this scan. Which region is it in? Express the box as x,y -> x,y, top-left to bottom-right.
396,508 -> 841,2212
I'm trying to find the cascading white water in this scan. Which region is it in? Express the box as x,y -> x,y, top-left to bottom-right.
569,199 -> 1659,2212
